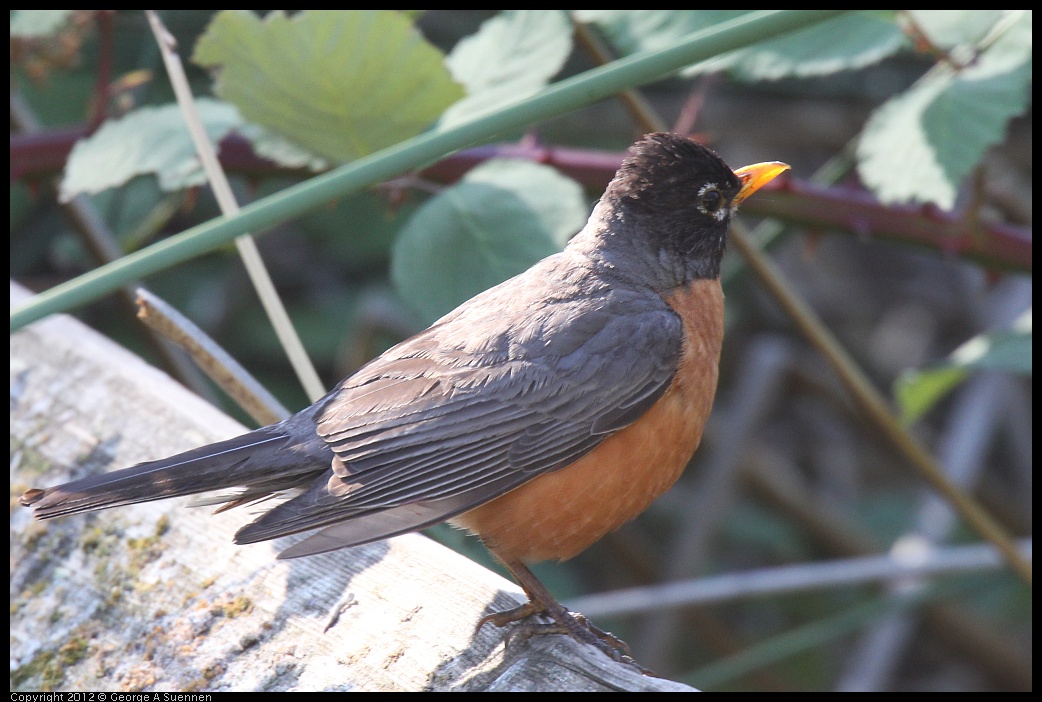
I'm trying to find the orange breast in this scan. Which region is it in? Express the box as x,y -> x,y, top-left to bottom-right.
452,279 -> 724,563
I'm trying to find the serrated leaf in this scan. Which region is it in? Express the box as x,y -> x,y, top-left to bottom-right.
392,160 -> 586,323
193,10 -> 463,163
895,309 -> 1031,424
693,12 -> 906,80
575,10 -> 906,80
59,99 -> 243,201
857,11 -> 1031,208
857,77 -> 952,206
440,10 -> 573,129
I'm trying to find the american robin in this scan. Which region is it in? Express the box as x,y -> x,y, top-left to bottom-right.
21,132 -> 788,665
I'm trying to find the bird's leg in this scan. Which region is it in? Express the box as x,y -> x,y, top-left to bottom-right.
477,557 -> 646,671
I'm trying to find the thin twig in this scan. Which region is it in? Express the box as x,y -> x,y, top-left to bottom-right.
568,539 -> 1032,617
145,10 -> 326,403
11,128 -> 1030,271
836,281 -> 1032,691
744,449 -> 1032,690
571,17 -> 1031,585
9,91 -> 214,399
87,10 -> 113,131
572,19 -> 668,134
730,224 -> 1032,585
136,289 -> 289,425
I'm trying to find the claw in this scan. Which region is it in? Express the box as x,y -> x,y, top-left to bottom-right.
475,600 -> 546,632
570,611 -> 632,657
480,559 -> 655,674
477,600 -> 652,675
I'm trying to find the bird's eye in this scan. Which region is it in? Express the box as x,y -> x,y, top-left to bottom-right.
700,189 -> 723,212
696,183 -> 727,219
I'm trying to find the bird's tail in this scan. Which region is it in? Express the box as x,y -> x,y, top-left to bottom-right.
20,427 -> 323,520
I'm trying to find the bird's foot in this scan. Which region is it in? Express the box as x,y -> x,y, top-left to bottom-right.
475,600 -> 545,631
477,601 -> 652,675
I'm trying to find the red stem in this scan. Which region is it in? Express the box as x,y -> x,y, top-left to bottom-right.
88,10 -> 115,132
9,128 -> 1031,274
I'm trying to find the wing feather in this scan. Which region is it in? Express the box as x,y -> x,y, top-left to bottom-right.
235,258 -> 687,549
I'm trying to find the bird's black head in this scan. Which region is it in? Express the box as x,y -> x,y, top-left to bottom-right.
587,132 -> 788,287
608,133 -> 743,225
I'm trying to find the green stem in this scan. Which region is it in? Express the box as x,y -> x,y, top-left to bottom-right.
11,10 -> 846,332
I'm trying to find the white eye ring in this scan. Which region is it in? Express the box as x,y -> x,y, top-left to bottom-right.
696,182 -> 729,222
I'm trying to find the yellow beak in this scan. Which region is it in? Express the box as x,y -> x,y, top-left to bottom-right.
733,161 -> 790,205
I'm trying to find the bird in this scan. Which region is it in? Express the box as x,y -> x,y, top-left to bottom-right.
21,132 -> 788,666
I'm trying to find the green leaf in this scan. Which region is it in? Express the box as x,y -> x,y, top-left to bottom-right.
391,159 -> 586,323
440,10 -> 574,129
895,309 -> 1031,424
905,10 -> 1007,50
950,309 -> 1032,374
574,10 -> 743,55
59,99 -> 243,201
857,11 -> 1032,208
236,123 -> 330,172
461,158 -> 588,248
10,10 -> 75,38
575,10 -> 906,80
895,366 -> 969,426
192,10 -> 463,163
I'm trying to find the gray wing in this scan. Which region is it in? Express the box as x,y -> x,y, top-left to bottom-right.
235,266 -> 683,555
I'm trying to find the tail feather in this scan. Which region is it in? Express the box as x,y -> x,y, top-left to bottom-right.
20,428 -> 326,520
271,501 -> 461,558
